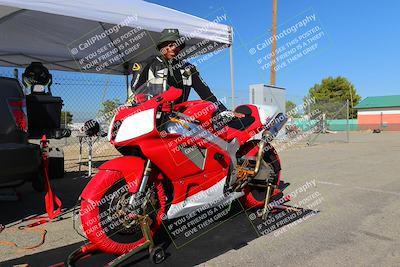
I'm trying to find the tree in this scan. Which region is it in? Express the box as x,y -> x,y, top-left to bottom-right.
286,100 -> 301,118
98,99 -> 123,121
60,111 -> 73,126
286,101 -> 296,112
305,76 -> 361,119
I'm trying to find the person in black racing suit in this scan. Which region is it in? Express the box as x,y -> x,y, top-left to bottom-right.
130,29 -> 243,118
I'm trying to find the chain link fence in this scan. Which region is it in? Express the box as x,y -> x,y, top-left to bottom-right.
1,66 -> 396,173
284,100 -> 355,146
1,67 -> 126,173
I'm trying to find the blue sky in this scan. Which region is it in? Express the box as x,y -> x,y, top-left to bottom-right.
1,0 -> 399,121
149,0 -> 400,104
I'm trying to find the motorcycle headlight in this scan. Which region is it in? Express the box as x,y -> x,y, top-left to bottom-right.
115,108 -> 155,142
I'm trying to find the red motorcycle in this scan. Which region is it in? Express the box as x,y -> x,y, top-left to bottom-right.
79,80 -> 287,259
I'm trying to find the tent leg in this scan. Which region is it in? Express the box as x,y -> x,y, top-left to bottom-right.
229,44 -> 235,109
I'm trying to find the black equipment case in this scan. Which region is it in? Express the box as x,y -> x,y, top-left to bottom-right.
26,93 -> 63,139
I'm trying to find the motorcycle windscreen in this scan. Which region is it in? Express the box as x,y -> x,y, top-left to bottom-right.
129,78 -> 165,104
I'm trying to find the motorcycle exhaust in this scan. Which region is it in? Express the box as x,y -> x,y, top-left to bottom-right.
265,112 -> 287,140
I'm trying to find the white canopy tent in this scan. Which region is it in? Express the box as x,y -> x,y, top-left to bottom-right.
0,0 -> 236,106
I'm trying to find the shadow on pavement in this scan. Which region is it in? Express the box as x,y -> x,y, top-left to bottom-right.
0,171 -> 90,227
75,159 -> 109,169
2,199 -> 317,267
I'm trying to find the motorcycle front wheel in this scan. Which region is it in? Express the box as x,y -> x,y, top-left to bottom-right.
80,170 -> 166,255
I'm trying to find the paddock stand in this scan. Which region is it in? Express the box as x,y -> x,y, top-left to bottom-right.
66,214 -> 165,267
257,183 -> 302,220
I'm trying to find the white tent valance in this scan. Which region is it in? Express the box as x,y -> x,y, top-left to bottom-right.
0,0 -> 232,75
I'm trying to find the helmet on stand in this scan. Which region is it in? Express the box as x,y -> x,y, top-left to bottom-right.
22,62 -> 53,93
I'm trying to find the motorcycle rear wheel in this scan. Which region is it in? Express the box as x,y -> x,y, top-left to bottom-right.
80,170 -> 166,255
238,140 -> 282,209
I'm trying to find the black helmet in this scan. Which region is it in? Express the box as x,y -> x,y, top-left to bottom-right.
23,62 -> 52,87
83,119 -> 100,137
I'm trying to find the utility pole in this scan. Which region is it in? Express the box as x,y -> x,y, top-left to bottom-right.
230,41 -> 235,109
270,0 -> 277,86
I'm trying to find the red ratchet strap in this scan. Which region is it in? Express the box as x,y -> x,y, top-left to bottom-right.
22,218 -> 50,228
0,136 -> 62,250
41,135 -> 62,222
21,135 -> 63,228
0,224 -> 47,250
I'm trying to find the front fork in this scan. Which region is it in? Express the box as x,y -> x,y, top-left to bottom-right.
139,160 -> 153,194
129,159 -> 153,206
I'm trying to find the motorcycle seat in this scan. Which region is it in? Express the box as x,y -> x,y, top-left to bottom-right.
227,106 -> 255,131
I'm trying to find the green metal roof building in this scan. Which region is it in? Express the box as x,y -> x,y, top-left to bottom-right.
354,95 -> 400,109
355,95 -> 400,131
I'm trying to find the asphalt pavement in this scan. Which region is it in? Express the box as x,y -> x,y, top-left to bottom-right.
1,132 -> 399,266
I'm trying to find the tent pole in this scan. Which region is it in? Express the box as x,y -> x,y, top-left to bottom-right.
123,63 -> 130,101
126,74 -> 129,101
229,41 -> 235,109
13,68 -> 18,79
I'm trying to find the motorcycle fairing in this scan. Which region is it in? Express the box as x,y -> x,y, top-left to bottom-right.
165,176 -> 245,219
102,87 -> 282,217
109,87 -> 183,145
223,105 -> 264,144
174,100 -> 217,124
139,134 -> 231,203
166,120 -> 240,167
222,104 -> 282,144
